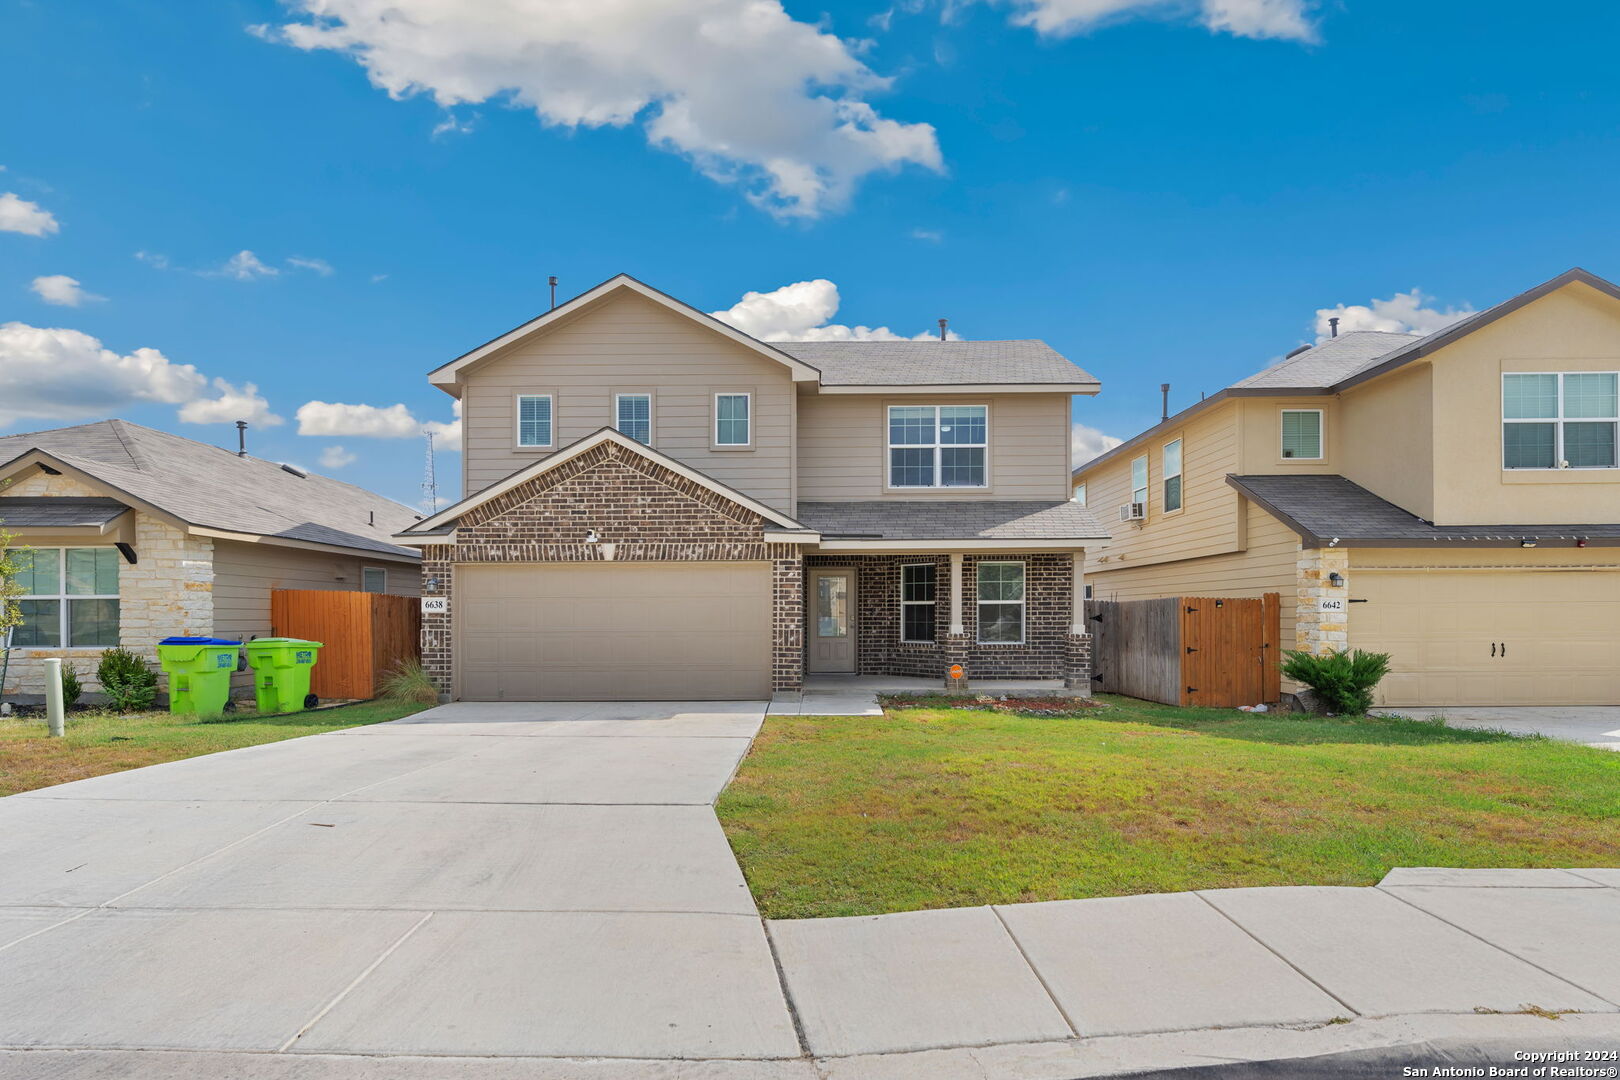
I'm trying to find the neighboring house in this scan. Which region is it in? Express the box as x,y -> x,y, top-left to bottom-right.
0,420 -> 421,699
394,274 -> 1109,701
1072,268 -> 1620,707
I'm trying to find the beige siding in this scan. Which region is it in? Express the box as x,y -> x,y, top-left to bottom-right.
1337,363 -> 1435,520
459,291 -> 795,511
797,392 -> 1072,501
1233,395 -> 1342,474
211,540 -> 418,643
1086,500 -> 1302,648
1079,399 -> 1245,568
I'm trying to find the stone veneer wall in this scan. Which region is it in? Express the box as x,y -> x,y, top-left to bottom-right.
2,471 -> 213,695
803,552 -> 1083,681
1294,545 -> 1350,655
418,440 -> 804,697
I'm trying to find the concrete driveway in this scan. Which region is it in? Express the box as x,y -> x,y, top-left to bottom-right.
1385,705 -> 1620,750
0,700 -> 803,1062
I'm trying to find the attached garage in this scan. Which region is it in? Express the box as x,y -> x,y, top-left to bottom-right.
1352,567 -> 1620,706
455,562 -> 773,701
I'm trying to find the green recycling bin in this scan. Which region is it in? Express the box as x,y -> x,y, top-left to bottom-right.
156,637 -> 242,718
244,637 -> 324,714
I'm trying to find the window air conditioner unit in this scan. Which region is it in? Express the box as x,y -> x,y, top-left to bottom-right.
1118,502 -> 1146,522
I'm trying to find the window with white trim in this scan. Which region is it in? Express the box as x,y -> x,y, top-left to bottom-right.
1162,438 -> 1183,512
900,563 -> 937,643
615,393 -> 652,444
11,547 -> 120,648
976,561 -> 1024,644
516,394 -> 552,448
715,393 -> 751,446
362,567 -> 387,593
1072,482 -> 1086,506
1281,409 -> 1322,459
888,405 -> 987,488
1503,372 -> 1618,469
1130,456 -> 1148,507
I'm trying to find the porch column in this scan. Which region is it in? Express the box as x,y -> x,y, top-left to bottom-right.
949,553 -> 964,635
1066,548 -> 1093,692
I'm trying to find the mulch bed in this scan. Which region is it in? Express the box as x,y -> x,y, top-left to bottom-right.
878,693 -> 1104,717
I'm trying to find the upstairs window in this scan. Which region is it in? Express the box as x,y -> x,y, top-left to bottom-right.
1503,373 -> 1618,469
1130,456 -> 1148,507
888,405 -> 987,488
12,547 -> 120,648
715,393 -> 751,446
900,563 -> 937,642
615,393 -> 652,444
1281,409 -> 1323,460
1162,438 -> 1183,512
1073,482 -> 1087,506
516,394 -> 552,448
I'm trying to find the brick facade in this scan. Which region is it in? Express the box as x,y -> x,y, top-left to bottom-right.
418,440 -> 805,696
803,551 -> 1086,682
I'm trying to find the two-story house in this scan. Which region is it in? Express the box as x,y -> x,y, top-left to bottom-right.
1072,268 -> 1620,708
394,274 -> 1110,700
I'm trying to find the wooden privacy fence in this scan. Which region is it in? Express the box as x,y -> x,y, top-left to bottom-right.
1087,593 -> 1281,708
270,590 -> 420,701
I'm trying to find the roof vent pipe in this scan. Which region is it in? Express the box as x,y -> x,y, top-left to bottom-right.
549,276 -> 559,311
1328,316 -> 1340,338
937,318 -> 948,341
1160,383 -> 1170,422
236,420 -> 248,457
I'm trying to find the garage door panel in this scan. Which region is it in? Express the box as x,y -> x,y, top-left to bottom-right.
455,562 -> 772,701
1353,569 -> 1620,706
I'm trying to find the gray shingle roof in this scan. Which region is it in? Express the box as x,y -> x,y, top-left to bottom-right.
797,500 -> 1109,541
1227,474 -> 1620,545
0,497 -> 129,528
1230,331 -> 1419,390
0,420 -> 422,559
773,340 -> 1099,388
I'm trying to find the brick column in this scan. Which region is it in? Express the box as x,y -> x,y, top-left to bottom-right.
419,546 -> 453,698
1295,545 -> 1350,655
1064,633 -> 1093,690
1065,551 -> 1092,690
771,550 -> 804,691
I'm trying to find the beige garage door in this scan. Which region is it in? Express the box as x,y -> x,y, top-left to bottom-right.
1353,569 -> 1620,706
455,562 -> 773,701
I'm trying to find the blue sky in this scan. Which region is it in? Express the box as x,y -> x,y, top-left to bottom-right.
4,0 -> 1619,509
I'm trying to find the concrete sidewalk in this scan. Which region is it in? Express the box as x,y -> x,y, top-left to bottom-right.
1,701 -> 1617,1078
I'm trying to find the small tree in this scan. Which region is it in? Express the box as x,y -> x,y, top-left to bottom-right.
1280,648 -> 1392,716
0,511 -> 27,701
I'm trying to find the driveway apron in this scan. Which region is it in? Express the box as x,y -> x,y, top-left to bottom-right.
0,701 -> 801,1060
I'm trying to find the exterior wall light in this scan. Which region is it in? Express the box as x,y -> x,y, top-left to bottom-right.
1327,572 -> 1344,588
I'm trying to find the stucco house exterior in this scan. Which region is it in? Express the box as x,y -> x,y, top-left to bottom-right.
394,274 -> 1110,701
0,420 -> 422,699
1072,268 -> 1620,707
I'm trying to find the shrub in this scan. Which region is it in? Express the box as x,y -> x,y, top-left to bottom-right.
60,661 -> 83,707
1280,648 -> 1392,716
379,659 -> 440,705
97,647 -> 158,713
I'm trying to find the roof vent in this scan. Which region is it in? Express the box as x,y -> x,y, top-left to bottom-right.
1284,344 -> 1312,359
280,463 -> 308,478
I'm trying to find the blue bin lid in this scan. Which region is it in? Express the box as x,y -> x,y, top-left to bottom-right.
159,636 -> 243,646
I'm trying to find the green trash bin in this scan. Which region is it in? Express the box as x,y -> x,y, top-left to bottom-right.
156,637 -> 242,718
244,638 -> 324,714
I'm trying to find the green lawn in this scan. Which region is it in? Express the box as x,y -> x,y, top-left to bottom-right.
716,696 -> 1620,919
0,699 -> 430,797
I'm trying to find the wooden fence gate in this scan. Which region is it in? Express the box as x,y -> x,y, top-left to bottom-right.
1087,593 -> 1281,708
270,590 -> 420,700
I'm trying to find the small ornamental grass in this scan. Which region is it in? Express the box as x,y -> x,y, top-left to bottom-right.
379,659 -> 441,706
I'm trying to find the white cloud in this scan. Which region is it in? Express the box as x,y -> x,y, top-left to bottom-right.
286,255 -> 335,276
319,445 -> 358,469
1004,0 -> 1316,41
263,0 -> 941,219
424,399 -> 462,452
0,322 -> 208,427
1313,289 -> 1473,342
710,279 -> 959,341
370,273 -> 389,284
178,379 -> 284,427
431,113 -> 477,138
1072,421 -> 1123,467
204,250 -> 280,281
0,192 -> 59,237
30,275 -> 103,307
909,227 -> 944,243
296,400 -> 420,438
134,250 -> 171,269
